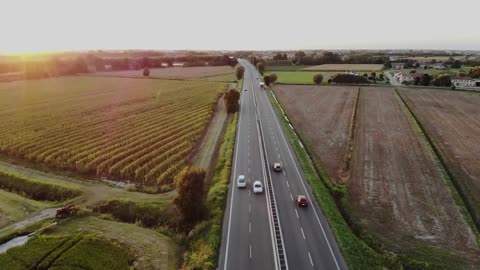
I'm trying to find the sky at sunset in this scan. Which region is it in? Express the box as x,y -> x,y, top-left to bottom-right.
1,0 -> 480,53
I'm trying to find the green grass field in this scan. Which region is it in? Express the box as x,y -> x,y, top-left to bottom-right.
0,190 -> 55,228
202,73 -> 237,81
265,71 -> 336,84
390,67 -> 472,76
0,234 -> 134,270
265,65 -> 315,71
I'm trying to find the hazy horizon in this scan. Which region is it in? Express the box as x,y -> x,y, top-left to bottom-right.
2,0 -> 479,53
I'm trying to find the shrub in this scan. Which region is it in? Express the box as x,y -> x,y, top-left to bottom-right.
224,89 -> 240,113
174,167 -> 207,230
331,74 -> 370,84
264,75 -> 271,86
269,73 -> 278,84
0,170 -> 81,201
93,200 -> 168,227
432,75 -> 452,87
143,68 -> 150,77
235,65 -> 245,80
313,74 -> 324,85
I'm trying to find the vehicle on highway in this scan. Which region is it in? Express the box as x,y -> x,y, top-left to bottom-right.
296,195 -> 308,207
272,162 -> 282,172
237,175 -> 246,188
253,181 -> 263,194
260,82 -> 265,89
244,89 -> 247,91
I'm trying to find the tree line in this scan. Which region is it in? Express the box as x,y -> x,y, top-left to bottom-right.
0,54 -> 238,80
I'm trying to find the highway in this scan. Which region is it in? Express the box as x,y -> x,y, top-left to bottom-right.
219,59 -> 348,270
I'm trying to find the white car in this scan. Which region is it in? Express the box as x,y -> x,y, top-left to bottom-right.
253,181 -> 263,194
237,175 -> 246,188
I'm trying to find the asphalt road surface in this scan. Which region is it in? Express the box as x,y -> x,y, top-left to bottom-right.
219,60 -> 348,270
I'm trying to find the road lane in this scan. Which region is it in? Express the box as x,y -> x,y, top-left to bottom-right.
219,61 -> 275,270
243,61 -> 348,270
220,59 -> 348,270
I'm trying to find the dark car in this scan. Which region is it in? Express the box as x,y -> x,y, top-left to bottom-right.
296,195 -> 308,207
272,163 -> 282,172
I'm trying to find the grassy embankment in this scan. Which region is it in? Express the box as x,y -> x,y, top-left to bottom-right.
182,103 -> 238,268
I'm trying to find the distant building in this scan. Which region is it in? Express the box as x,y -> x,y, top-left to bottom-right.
431,63 -> 447,70
452,77 -> 480,89
394,72 -> 423,84
391,62 -> 405,69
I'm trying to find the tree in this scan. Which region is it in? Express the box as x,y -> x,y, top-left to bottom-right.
235,65 -> 245,80
432,75 -> 452,87
264,75 -> 271,86
224,89 -> 240,113
256,62 -> 265,75
282,53 -> 288,60
142,57 -> 151,68
143,68 -> 150,77
313,74 -> 323,85
420,73 -> 432,86
269,73 -> 278,84
451,60 -> 461,69
379,73 -> 384,81
468,67 -> 480,78
413,76 -> 421,85
384,59 -> 392,69
331,74 -> 370,84
173,167 -> 207,229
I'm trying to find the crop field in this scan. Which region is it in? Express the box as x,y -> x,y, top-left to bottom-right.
0,234 -> 134,270
202,73 -> 237,82
272,85 -> 480,267
302,64 -> 384,72
265,71 -> 335,84
272,85 -> 357,183
0,190 -> 55,228
265,65 -> 315,71
350,87 -> 478,266
93,65 -> 234,79
390,67 -> 471,76
46,216 -> 177,269
399,88 -> 480,227
0,77 -> 226,186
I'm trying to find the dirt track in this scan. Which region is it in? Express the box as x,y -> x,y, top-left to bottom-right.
350,87 -> 478,262
273,85 -> 357,183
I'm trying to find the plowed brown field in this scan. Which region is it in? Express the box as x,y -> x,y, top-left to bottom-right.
273,85 -> 479,267
93,66 -> 233,79
399,88 -> 480,227
273,85 -> 357,183
350,87 -> 478,265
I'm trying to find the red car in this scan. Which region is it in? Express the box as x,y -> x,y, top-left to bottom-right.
272,163 -> 282,172
296,195 -> 308,207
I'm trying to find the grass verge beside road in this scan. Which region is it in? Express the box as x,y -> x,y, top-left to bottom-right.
267,90 -> 392,270
182,113 -> 238,269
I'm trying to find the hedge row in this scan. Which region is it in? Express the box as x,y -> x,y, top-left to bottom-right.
0,170 -> 81,202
